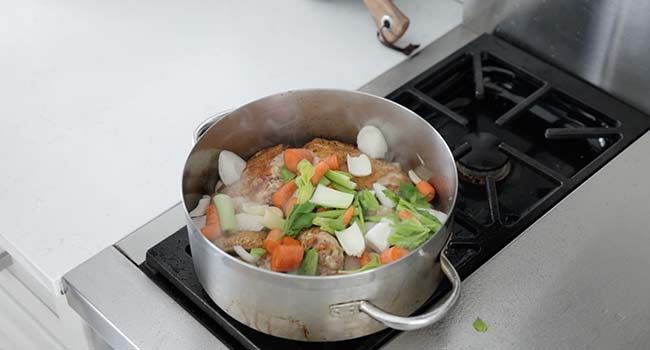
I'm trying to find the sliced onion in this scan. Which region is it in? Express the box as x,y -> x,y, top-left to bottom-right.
233,245 -> 259,264
426,208 -> 448,224
335,222 -> 366,257
218,150 -> 246,186
408,170 -> 422,184
347,154 -> 372,177
189,195 -> 211,217
357,125 -> 388,159
235,213 -> 264,231
372,183 -> 395,208
261,207 -> 285,230
365,221 -> 392,253
242,202 -> 269,216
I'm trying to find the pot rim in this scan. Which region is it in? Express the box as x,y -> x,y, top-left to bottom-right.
181,88 -> 459,281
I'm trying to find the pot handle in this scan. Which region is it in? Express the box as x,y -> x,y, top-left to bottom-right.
192,110 -> 232,145
330,254 -> 460,331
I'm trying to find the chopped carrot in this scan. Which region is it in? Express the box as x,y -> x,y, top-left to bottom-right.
272,181 -> 297,209
284,148 -> 313,172
310,161 -> 331,185
398,210 -> 413,220
271,245 -> 304,272
205,204 -> 219,225
380,247 -> 409,264
342,206 -> 355,226
416,181 -> 436,202
263,229 -> 284,254
281,236 -> 301,246
284,197 -> 298,217
359,250 -> 370,267
316,207 -> 329,213
323,155 -> 340,170
200,224 -> 220,241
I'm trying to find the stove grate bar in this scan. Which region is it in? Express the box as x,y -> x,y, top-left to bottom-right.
499,143 -> 566,183
472,53 -> 485,100
485,176 -> 502,226
451,141 -> 472,160
409,88 -> 470,126
495,84 -> 551,126
544,127 -> 621,140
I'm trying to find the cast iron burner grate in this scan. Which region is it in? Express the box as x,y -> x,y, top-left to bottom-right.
143,34 -> 650,349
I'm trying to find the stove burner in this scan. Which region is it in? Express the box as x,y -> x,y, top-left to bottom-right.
457,133 -> 511,184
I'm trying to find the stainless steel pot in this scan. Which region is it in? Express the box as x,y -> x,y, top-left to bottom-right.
181,89 -> 460,341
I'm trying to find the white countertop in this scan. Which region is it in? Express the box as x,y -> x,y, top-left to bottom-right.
0,0 -> 462,294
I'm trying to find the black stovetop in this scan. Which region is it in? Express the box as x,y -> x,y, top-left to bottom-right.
143,34 -> 650,349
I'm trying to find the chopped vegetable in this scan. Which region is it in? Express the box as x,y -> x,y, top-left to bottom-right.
298,248 -> 318,275
331,183 -> 356,194
189,195 -> 211,217
342,206 -> 355,226
373,183 -> 396,208
242,202 -> 269,216
218,150 -> 247,186
312,216 -> 345,233
347,154 -> 372,177
415,181 -> 436,202
263,229 -> 283,254
357,125 -> 388,159
318,176 -> 331,186
295,159 -> 316,204
233,245 -> 260,263
398,210 -> 413,219
397,199 -> 441,231
359,250 -> 370,267
473,317 -> 488,333
388,218 -> 433,249
339,255 -> 382,274
201,224 -> 220,241
213,194 -> 237,232
261,206 -> 285,230
279,166 -> 296,183
271,245 -> 304,272
425,208 -> 448,224
250,248 -> 267,258
323,155 -> 340,170
315,209 -> 345,218
408,170 -> 422,184
335,222 -> 366,257
284,197 -> 298,217
380,246 -> 408,264
399,183 -> 429,208
324,170 -> 357,190
311,161 -> 331,185
284,148 -> 313,172
357,190 -> 380,211
205,204 -> 219,226
310,184 -> 355,209
283,202 -> 317,237
235,213 -> 265,231
272,181 -> 297,208
364,221 -> 392,252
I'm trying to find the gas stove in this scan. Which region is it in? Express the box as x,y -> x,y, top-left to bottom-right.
137,34 -> 650,350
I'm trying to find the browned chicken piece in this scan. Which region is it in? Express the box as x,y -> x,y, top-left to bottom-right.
222,144 -> 285,204
297,227 -> 345,275
304,138 -> 408,192
214,231 -> 267,253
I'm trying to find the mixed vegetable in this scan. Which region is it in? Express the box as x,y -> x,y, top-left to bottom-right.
189,125 -> 447,275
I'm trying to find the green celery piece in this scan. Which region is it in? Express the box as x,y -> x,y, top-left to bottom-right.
295,159 -> 316,204
388,216 -> 433,249
339,256 -> 382,274
397,199 -> 441,231
473,317 -> 488,333
318,176 -> 331,186
279,166 -> 295,183
382,188 -> 400,204
250,248 -> 266,258
213,194 -> 237,232
312,216 -> 345,234
331,183 -> 356,194
357,189 -> 380,211
324,170 -> 357,190
315,209 -> 345,218
365,215 -> 383,222
399,183 -> 430,208
283,202 -> 317,237
298,249 -> 319,275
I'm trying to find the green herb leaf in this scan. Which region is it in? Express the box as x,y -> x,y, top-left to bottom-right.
315,209 -> 346,218
473,317 -> 488,333
357,190 -> 380,211
295,159 -> 316,204
388,217 -> 433,249
312,216 -> 345,234
298,248 -> 319,275
283,202 -> 317,237
339,256 -> 382,274
399,183 -> 430,208
279,166 -> 295,183
250,248 -> 267,258
397,199 -> 441,232
324,170 -> 357,190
